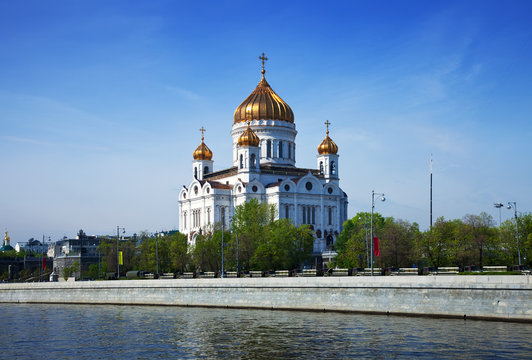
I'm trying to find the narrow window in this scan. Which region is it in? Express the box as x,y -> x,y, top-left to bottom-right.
194,167 -> 198,178
267,140 -> 272,158
250,153 -> 256,169
331,161 -> 336,175
221,207 -> 225,227
285,205 -> 289,219
288,142 -> 292,159
204,166 -> 209,175
183,212 -> 187,228
302,206 -> 306,224
312,207 -> 315,224
320,161 -> 324,174
278,141 -> 283,158
328,207 -> 332,225
240,154 -> 243,169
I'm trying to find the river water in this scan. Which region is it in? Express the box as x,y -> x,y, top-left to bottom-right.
1,304 -> 531,359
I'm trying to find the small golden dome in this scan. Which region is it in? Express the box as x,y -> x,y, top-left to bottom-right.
233,54 -> 294,124
317,121 -> 338,155
238,122 -> 260,147
193,128 -> 213,160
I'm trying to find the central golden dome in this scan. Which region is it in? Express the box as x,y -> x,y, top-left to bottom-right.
233,69 -> 294,124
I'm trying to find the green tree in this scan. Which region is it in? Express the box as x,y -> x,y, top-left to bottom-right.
378,219 -> 419,268
418,217 -> 461,267
251,219 -> 314,271
229,198 -> 275,270
335,212 -> 384,268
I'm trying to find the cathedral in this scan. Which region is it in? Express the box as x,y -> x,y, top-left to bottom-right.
178,54 -> 348,266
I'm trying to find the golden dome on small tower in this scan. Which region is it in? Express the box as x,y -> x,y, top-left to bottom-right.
317,120 -> 338,155
233,53 -> 294,124
238,122 -> 260,147
193,127 -> 213,160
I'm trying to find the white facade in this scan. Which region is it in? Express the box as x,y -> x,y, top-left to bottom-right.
178,69 -> 348,264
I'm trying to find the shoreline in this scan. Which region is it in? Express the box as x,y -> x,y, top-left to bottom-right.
1,276 -> 530,323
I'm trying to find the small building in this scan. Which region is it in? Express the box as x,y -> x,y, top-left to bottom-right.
1,231 -> 14,252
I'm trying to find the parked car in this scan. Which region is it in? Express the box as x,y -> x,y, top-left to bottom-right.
508,265 -> 531,274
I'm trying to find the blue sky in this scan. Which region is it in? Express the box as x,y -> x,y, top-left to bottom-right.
1,0 -> 531,242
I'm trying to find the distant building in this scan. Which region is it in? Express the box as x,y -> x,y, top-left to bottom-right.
1,231 -> 14,252
14,238 -> 48,254
52,229 -> 106,279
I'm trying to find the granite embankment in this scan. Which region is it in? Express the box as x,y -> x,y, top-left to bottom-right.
1,276 -> 530,322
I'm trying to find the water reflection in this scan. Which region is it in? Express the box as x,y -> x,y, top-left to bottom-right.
1,304 -> 531,359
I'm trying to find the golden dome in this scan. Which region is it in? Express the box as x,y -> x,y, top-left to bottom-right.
193,128 -> 213,160
317,121 -> 338,155
238,122 -> 260,147
233,56 -> 294,124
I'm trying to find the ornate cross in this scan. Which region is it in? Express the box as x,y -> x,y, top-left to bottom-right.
324,120 -> 331,134
199,126 -> 206,140
259,52 -> 268,71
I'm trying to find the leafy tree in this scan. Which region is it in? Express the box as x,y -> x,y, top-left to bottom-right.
251,219 -> 314,271
377,219 -> 419,268
229,198 -> 275,270
335,212 -> 384,268
418,217 -> 461,267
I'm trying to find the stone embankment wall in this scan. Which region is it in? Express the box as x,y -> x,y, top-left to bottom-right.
1,276 -> 530,322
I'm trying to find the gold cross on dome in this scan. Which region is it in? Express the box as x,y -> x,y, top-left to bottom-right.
199,126 -> 206,140
259,53 -> 268,71
324,120 -> 331,134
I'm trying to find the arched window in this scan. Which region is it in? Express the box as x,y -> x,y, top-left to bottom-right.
278,141 -> 283,158
267,140 -> 272,158
319,161 -> 324,174
194,167 -> 198,178
331,161 -> 336,175
250,153 -> 256,169
288,142 -> 292,159
240,154 -> 243,169
204,166 -> 209,175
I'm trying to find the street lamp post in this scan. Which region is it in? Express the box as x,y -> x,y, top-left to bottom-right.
506,202 -> 521,266
116,226 -> 125,279
221,221 -> 225,279
494,203 -> 503,241
370,190 -> 386,276
494,203 -> 503,226
155,235 -> 159,275
359,214 -> 369,268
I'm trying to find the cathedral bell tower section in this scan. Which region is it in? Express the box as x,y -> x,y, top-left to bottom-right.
317,121 -> 339,185
236,122 -> 261,182
192,127 -> 214,180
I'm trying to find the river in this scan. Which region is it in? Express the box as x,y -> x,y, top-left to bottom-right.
1,304 -> 531,359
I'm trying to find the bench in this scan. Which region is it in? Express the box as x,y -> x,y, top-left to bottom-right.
398,268 -> 418,275
363,268 -> 382,276
437,267 -> 459,275
226,271 -> 239,278
482,266 -> 507,272
179,272 -> 195,279
159,273 -> 175,279
301,269 -> 316,277
274,270 -> 290,277
199,272 -> 216,278
250,271 -> 263,278
330,269 -> 349,276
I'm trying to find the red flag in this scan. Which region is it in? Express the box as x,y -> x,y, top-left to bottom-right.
373,237 -> 380,257
42,257 -> 47,270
